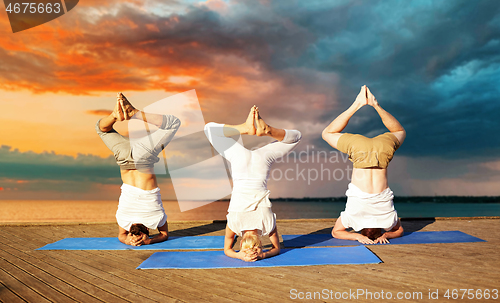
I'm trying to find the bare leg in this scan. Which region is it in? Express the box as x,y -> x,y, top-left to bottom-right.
99,93 -> 166,132
366,87 -> 405,132
223,106 -> 256,137
255,107 -> 285,141
98,97 -> 128,132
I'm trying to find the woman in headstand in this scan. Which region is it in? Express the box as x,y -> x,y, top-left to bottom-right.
204,106 -> 301,261
96,93 -> 181,246
322,86 -> 405,244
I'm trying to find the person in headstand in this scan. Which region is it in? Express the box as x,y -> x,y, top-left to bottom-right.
322,86 -> 405,244
204,106 -> 301,261
96,93 -> 180,246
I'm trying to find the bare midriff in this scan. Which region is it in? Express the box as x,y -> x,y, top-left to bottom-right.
350,167 -> 389,194
120,169 -> 158,190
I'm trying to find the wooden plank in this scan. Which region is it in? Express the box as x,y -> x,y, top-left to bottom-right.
0,262 -> 58,303
55,250 -> 191,303
0,235 -> 132,302
0,234 -> 137,303
59,228 -> 287,302
1,230 -> 176,303
0,242 -> 129,303
0,280 -> 26,303
180,267 -> 293,301
0,219 -> 499,303
62,244 -> 263,303
72,250 -> 241,303
7,229 -> 192,302
0,245 -> 103,303
26,252 -> 160,303
16,227 -> 239,303
23,224 -> 303,301
84,250 -> 222,302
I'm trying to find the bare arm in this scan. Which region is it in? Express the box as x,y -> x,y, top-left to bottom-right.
118,226 -> 136,246
223,226 -> 240,259
331,217 -> 375,244
367,87 -> 406,144
322,86 -> 367,149
223,226 -> 255,261
258,228 -> 280,260
142,223 -> 169,245
374,220 -> 404,244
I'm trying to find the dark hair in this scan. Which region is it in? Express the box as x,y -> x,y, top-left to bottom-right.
360,228 -> 382,240
129,224 -> 149,236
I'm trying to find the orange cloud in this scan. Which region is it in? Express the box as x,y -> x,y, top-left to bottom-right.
0,1 -> 306,96
86,109 -> 113,116
145,24 -> 160,32
0,0 -> 333,161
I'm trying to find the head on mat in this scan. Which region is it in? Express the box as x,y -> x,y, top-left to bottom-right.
323,85 -> 405,245
129,223 -> 149,236
360,228 -> 382,241
240,231 -> 263,254
96,92 -> 177,247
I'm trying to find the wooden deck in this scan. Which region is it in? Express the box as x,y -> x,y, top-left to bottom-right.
0,218 -> 499,302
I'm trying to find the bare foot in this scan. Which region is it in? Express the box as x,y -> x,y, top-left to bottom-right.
354,85 -> 368,108
112,98 -> 125,122
366,86 -> 379,107
118,92 -> 139,120
255,107 -> 271,137
246,106 -> 256,135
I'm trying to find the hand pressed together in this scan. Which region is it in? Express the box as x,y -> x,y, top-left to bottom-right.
354,85 -> 368,108
366,86 -> 379,107
127,233 -> 150,246
237,248 -> 259,262
353,85 -> 380,108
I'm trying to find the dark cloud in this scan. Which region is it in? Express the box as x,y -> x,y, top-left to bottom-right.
76,0 -> 500,159
282,0 -> 500,159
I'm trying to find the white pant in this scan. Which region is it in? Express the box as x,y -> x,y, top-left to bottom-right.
340,183 -> 398,232
115,183 -> 167,231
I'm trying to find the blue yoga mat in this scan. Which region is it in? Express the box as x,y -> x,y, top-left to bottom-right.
36,236 -> 225,250
137,246 -> 381,269
282,231 -> 486,248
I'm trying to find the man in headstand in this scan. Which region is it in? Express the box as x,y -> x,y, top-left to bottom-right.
96,93 -> 180,246
322,86 -> 405,244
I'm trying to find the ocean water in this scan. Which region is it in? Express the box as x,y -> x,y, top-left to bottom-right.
171,197 -> 500,221
1,197 -> 499,223
270,201 -> 500,219
269,196 -> 500,219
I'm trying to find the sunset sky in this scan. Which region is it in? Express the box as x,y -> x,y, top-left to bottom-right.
1,0 -> 499,201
